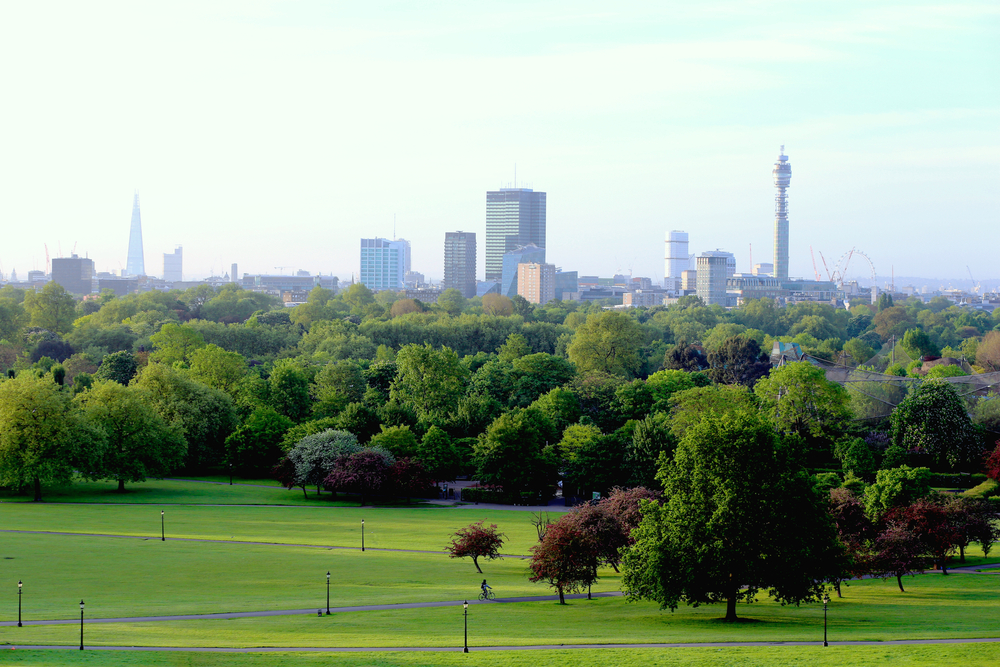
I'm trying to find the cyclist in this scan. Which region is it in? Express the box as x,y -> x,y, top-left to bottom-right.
481,579 -> 492,598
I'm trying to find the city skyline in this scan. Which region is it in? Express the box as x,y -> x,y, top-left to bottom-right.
0,2 -> 996,285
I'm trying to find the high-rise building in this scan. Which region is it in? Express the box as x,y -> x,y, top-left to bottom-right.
485,188 -> 546,282
125,192 -> 145,277
701,250 -> 736,277
359,238 -> 409,291
163,246 -> 183,282
443,231 -> 477,298
772,147 -> 791,281
664,231 -> 689,290
231,263 -> 238,283
753,262 -> 774,277
501,244 -> 545,297
554,270 -> 578,301
696,254 -> 728,306
517,262 -> 556,305
52,254 -> 95,295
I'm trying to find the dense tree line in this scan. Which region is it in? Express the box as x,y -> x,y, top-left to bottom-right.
2,281 -> 999,504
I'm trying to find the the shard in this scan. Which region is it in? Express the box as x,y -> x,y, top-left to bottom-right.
125,192 -> 145,276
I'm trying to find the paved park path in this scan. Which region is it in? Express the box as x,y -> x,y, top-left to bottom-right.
7,637 -> 1000,652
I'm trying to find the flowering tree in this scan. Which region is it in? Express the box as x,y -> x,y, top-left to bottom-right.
446,520 -> 506,573
985,440 -> 1000,482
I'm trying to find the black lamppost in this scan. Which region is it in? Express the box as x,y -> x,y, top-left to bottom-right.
17,580 -> 22,627
326,571 -> 331,615
463,600 -> 469,653
79,600 -> 85,650
229,463 -> 233,486
823,593 -> 830,647
161,510 -> 165,541
361,519 -> 365,552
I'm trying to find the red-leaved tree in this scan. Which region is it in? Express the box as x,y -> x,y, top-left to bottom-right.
828,487 -> 877,596
889,499 -> 959,575
985,440 -> 1000,482
947,496 -> 1000,562
323,449 -> 391,506
528,520 -> 599,604
387,458 -> 435,504
872,522 -> 928,592
446,520 -> 506,573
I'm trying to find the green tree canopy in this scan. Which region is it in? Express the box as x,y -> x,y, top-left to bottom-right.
567,311 -> 646,378
621,409 -> 844,621
24,282 -> 76,334
390,344 -> 468,422
889,379 -> 980,469
75,380 -> 186,491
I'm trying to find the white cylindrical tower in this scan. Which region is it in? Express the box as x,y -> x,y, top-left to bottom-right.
665,230 -> 689,291
772,146 -> 791,281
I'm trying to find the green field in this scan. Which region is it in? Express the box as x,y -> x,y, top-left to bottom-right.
2,477 -> 999,666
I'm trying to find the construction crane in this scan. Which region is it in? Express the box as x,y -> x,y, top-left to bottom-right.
818,251 -> 832,282
967,266 -> 981,294
809,246 -> 821,281
44,244 -> 50,275
274,266 -> 290,274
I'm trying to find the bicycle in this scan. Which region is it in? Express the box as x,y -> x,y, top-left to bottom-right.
478,588 -> 495,601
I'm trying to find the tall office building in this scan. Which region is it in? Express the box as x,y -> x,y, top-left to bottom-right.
231,263 -> 238,283
485,188 -> 546,282
163,246 -> 183,282
696,254 -> 728,306
772,146 -> 792,281
664,231 -> 689,290
501,244 -> 545,297
701,250 -> 736,277
52,254 -> 95,295
517,262 -> 556,305
359,238 -> 409,291
125,192 -> 145,276
443,231 -> 477,298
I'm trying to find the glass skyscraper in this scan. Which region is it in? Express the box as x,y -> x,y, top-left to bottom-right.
125,192 -> 145,277
360,238 -> 409,291
501,243 -> 545,298
485,188 -> 546,282
443,231 -> 477,298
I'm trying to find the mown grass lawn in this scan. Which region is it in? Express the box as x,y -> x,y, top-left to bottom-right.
0,485 -> 554,555
3,477 -> 999,666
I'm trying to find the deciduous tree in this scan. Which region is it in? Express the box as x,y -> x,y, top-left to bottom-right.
446,520 -> 506,573
75,380 -> 185,491
621,409 -> 844,621
528,519 -> 599,604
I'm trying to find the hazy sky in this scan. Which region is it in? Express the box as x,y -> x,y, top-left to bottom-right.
1,1 -> 997,286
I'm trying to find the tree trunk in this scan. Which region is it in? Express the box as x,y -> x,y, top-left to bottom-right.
302,486 -> 308,499
610,563 -> 619,573
959,544 -> 965,563
557,585 -> 565,605
724,574 -> 738,622
33,477 -> 42,502
317,485 -> 322,496
897,575 -> 905,592
835,581 -> 842,598
473,556 -> 482,574
588,582 -> 592,600
725,594 -> 738,622
117,479 -> 126,492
